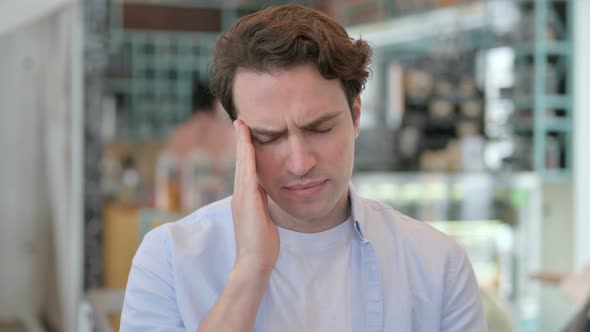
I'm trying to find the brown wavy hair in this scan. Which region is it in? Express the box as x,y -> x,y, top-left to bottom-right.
209,4 -> 373,121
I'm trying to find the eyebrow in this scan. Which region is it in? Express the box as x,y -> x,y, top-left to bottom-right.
249,111 -> 342,137
300,111 -> 341,130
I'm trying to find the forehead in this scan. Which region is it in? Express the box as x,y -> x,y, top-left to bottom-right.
232,64 -> 348,124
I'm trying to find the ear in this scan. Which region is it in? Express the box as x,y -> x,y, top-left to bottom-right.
352,95 -> 362,139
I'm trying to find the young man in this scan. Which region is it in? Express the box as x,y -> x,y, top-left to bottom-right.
120,4 -> 486,332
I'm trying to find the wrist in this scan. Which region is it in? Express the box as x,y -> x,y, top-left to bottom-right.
224,264 -> 271,304
232,260 -> 273,284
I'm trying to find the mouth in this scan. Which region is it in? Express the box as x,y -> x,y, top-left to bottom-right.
283,179 -> 328,199
284,179 -> 327,190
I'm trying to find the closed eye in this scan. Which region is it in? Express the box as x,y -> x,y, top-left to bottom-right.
253,136 -> 279,145
311,127 -> 332,134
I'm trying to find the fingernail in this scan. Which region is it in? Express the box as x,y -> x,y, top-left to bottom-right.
234,120 -> 243,139
233,120 -> 239,133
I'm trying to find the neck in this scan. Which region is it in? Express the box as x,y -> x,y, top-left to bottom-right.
268,190 -> 351,234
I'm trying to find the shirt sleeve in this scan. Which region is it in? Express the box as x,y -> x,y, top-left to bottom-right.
440,242 -> 488,332
120,226 -> 186,332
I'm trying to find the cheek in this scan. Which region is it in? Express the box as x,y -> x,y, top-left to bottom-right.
321,133 -> 355,166
332,149 -> 353,172
254,148 -> 279,183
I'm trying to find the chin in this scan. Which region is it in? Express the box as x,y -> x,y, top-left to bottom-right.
283,202 -> 332,221
276,189 -> 345,221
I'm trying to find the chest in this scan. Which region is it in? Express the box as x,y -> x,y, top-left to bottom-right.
257,244 -> 354,332
175,237 -> 441,332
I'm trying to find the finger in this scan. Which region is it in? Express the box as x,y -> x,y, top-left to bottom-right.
233,120 -> 243,192
240,122 -> 257,182
235,120 -> 257,191
257,183 -> 268,206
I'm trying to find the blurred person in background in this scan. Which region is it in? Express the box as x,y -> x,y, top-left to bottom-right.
121,4 -> 486,332
166,79 -> 235,167
530,265 -> 590,331
158,80 -> 235,212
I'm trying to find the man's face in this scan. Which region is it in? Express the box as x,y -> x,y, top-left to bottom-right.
233,64 -> 361,231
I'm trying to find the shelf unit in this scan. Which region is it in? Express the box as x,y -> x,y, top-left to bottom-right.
348,1 -> 494,124
512,0 -> 573,180
347,2 -> 496,171
107,30 -> 218,139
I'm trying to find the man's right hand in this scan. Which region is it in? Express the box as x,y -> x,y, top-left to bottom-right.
231,119 -> 280,276
197,120 -> 279,332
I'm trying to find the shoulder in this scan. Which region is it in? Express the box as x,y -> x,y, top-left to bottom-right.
122,198 -> 234,331
362,197 -> 461,254
135,196 -> 235,265
359,197 -> 469,285
360,198 -> 483,320
172,196 -> 234,234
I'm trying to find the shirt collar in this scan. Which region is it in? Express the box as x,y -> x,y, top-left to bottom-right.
348,182 -> 369,243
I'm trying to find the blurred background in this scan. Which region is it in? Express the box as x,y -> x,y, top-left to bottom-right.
0,0 -> 589,331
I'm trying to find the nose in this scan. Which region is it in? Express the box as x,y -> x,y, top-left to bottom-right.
285,135 -> 316,176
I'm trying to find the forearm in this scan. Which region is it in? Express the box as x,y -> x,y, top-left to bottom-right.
197,265 -> 270,332
529,271 -> 567,284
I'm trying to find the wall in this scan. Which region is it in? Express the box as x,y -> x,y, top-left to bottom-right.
573,0 -> 590,271
0,0 -> 71,37
0,17 -> 55,321
0,7 -> 79,329
538,182 -> 574,332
